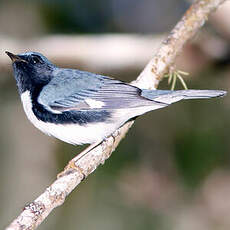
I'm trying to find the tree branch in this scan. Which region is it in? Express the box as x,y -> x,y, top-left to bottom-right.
5,0 -> 226,229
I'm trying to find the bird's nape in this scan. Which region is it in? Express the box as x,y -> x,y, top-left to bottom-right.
5,51 -> 227,146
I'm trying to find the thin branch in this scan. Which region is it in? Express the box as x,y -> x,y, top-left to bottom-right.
5,0 -> 226,229
132,0 -> 226,89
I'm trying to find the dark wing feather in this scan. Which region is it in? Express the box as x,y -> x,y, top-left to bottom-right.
38,69 -> 156,112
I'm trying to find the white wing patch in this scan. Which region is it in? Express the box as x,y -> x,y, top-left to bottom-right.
85,98 -> 105,109
20,91 -> 167,145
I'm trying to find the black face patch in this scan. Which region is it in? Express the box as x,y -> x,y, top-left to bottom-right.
12,53 -> 54,94
30,54 -> 44,65
13,62 -> 33,94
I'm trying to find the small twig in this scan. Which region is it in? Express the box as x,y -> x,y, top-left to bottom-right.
5,1 -> 227,229
132,0 -> 226,90
177,74 -> 189,90
164,68 -> 189,90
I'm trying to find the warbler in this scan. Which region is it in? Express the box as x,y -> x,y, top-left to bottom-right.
6,51 -> 226,147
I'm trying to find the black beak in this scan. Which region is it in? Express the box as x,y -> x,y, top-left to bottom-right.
5,51 -> 27,63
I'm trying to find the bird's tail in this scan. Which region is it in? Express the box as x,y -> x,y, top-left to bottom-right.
141,89 -> 227,105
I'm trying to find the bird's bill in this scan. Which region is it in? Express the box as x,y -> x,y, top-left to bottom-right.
5,51 -> 27,63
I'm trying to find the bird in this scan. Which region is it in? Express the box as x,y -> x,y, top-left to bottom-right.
6,51 -> 226,151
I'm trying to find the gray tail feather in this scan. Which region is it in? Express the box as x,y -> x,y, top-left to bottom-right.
141,89 -> 227,105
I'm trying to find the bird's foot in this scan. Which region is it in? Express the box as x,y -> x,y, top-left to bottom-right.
57,160 -> 86,181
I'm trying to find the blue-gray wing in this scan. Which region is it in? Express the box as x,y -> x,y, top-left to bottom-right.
37,69 -> 158,112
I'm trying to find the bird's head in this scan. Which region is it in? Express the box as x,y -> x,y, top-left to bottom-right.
6,51 -> 55,94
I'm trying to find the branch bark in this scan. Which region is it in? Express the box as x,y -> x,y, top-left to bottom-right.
5,0 -> 226,229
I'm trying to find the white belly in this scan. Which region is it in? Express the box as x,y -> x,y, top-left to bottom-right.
20,91 -> 160,145
20,91 -> 118,145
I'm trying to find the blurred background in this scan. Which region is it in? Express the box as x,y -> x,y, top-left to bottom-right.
0,0 -> 230,229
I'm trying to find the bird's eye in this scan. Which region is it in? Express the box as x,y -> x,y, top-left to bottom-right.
31,55 -> 43,64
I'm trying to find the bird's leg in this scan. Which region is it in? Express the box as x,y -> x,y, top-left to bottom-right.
58,141 -> 102,179
73,141 -> 102,162
73,128 -> 120,162
58,129 -> 121,179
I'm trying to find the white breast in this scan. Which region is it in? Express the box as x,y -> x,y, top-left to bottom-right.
20,91 -> 119,145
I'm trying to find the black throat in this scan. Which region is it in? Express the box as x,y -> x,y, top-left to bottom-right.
13,61 -> 111,125
12,61 -> 53,94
